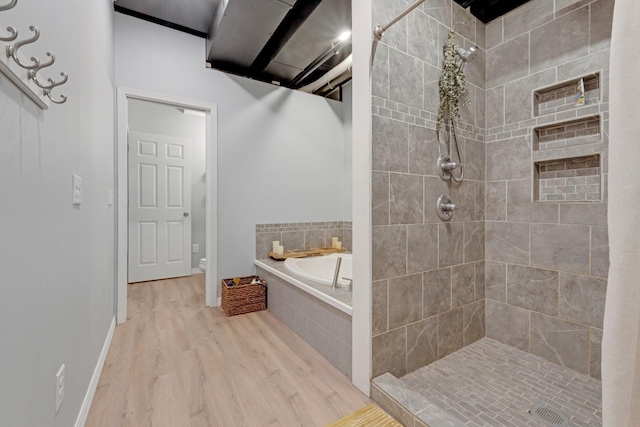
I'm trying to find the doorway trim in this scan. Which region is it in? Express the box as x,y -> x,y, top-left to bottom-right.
116,87 -> 218,324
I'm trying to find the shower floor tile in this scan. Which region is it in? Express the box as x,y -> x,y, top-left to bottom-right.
381,338 -> 602,426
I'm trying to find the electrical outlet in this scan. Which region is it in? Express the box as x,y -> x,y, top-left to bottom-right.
72,175 -> 82,205
55,364 -> 65,413
192,244 -> 199,253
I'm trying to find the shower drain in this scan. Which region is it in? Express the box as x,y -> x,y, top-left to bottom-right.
529,403 -> 569,426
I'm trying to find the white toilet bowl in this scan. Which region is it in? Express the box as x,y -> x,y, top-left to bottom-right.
199,258 -> 206,273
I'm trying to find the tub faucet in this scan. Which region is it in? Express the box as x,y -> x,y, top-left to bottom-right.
331,256 -> 343,289
342,277 -> 353,292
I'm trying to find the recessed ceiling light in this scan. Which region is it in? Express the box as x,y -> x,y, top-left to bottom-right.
338,30 -> 351,41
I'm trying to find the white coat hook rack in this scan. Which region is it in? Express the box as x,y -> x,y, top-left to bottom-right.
0,0 -> 69,109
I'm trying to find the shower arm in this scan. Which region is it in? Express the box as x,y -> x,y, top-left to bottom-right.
373,0 -> 426,41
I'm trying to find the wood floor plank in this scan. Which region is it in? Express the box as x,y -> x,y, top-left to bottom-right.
86,274 -> 371,426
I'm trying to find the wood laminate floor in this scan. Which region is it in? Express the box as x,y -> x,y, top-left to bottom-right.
85,275 -> 371,427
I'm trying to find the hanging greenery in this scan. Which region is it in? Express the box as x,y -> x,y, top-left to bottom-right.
437,29 -> 470,131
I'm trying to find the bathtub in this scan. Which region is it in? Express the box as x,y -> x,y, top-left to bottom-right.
284,253 -> 353,287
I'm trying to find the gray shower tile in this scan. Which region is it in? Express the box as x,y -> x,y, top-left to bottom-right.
485,181 -> 507,221
507,179 -> 559,223
372,326 -> 407,378
408,125 -> 440,176
475,16 -> 486,50
475,87 -> 486,132
449,180 -> 476,222
485,221 -> 530,265
559,272 -> 607,328
389,49 -> 424,110
486,33 -> 529,88
474,181 -> 485,221
256,231 -> 281,259
486,136 -> 531,181
424,62 -> 441,115
452,2 -> 476,44
485,17 -> 503,49
474,261 -> 485,300
423,268 -> 452,317
424,176 -> 450,223
591,226 -> 609,277
421,0 -> 451,26
372,0 -> 407,52
555,0 -> 591,15
438,307 -> 464,358
485,86 -> 504,129
507,265 -> 559,316
463,300 -> 485,346
485,261 -> 506,302
370,383 -> 415,427
463,221 -> 485,263
590,0 -> 614,53
559,199 -> 608,226
389,273 -> 423,329
452,263 -> 475,308
373,115 -> 408,173
589,327 -> 603,380
373,225 -> 407,281
463,140 -> 485,182
557,48 -> 611,82
373,171 -> 390,226
373,280 -> 389,335
407,224 -> 438,274
530,7 -> 589,74
407,316 -> 438,372
342,229 -> 352,252
503,0 -> 553,41
530,224 -> 590,274
504,69 -> 556,125
438,222 -> 464,267
408,9 -> 440,67
390,173 -> 424,224
530,312 -> 589,374
459,84 -> 476,127
486,300 -> 530,351
372,43 -> 389,98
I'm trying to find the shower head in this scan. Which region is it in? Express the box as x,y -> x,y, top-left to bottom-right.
456,46 -> 479,62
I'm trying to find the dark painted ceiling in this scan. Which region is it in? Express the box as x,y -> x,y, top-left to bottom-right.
114,0 -> 532,97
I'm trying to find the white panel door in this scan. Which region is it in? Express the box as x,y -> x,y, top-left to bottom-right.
128,131 -> 192,283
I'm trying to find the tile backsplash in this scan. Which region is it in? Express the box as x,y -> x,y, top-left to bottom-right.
255,221 -> 352,259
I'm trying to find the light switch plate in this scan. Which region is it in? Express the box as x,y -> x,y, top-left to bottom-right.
192,244 -> 199,253
72,175 -> 82,205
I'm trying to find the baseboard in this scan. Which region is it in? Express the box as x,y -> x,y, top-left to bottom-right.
74,315 -> 116,427
217,297 -> 221,306
191,268 -> 203,275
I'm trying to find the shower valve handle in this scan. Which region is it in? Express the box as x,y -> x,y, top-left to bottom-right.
437,154 -> 463,180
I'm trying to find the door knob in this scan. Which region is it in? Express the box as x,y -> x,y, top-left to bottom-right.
183,212 -> 190,217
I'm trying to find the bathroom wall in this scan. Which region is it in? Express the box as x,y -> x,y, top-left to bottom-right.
343,81 -> 353,220
0,1 -> 115,425
114,14 -> 352,287
370,0 -> 487,378
484,0 -> 612,379
127,99 -> 206,270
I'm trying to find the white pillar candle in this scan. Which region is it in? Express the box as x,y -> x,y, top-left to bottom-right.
272,241 -> 280,252
331,237 -> 339,248
336,241 -> 343,250
275,245 -> 284,256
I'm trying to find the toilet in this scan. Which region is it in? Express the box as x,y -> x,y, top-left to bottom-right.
199,258 -> 206,273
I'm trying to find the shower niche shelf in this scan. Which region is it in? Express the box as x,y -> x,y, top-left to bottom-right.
533,115 -> 601,151
533,154 -> 602,203
533,72 -> 601,117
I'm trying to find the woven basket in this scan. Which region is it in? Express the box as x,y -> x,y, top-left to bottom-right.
221,276 -> 267,316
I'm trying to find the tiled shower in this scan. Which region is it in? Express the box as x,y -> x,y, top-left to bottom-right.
371,0 -> 611,424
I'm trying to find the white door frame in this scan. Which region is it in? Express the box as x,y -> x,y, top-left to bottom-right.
116,87 -> 218,324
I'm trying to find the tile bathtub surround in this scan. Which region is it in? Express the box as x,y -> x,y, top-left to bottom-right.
255,221 -> 352,259
484,0 -> 612,379
371,0 -> 487,379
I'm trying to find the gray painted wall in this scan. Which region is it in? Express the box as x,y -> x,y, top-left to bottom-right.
343,81 -> 353,220
127,99 -> 207,269
114,14 -> 352,289
0,1 -> 115,425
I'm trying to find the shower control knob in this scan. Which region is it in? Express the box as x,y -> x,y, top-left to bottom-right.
437,154 -> 463,181
437,194 -> 459,221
